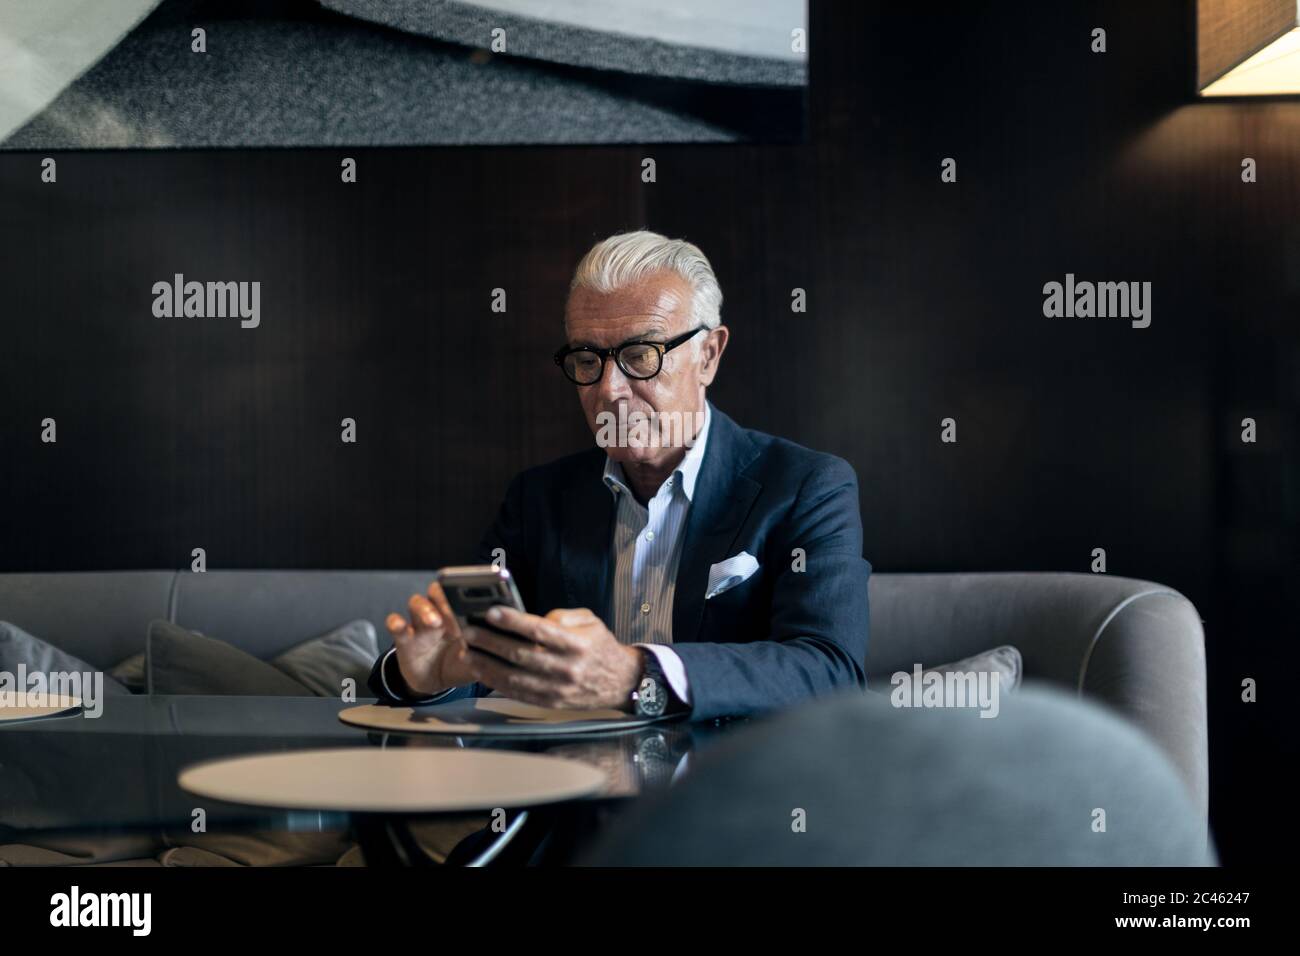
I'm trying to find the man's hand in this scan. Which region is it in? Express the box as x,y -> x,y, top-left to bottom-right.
461,606 -> 643,711
384,582 -> 479,696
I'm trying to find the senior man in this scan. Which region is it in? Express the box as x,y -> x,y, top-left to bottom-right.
369,230 -> 870,721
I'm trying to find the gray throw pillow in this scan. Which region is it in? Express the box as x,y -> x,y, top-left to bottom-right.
867,645 -> 1023,694
0,620 -> 133,697
109,653 -> 147,693
929,645 -> 1023,692
269,620 -> 378,697
145,619 -> 379,697
146,620 -> 313,696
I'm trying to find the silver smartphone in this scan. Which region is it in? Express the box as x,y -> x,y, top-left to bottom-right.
433,565 -> 525,628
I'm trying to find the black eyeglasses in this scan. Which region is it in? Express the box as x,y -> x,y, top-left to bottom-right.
554,326 -> 706,386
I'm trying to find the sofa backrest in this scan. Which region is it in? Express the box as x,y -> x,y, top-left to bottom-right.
0,571 -> 175,669
0,570 -> 433,667
0,568 -> 1208,820
168,570 -> 436,659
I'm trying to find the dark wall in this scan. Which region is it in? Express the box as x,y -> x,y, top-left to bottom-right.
1,1 -> 1296,864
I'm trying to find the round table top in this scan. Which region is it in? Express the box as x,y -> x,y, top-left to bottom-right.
0,693 -> 82,722
177,747 -> 608,813
338,697 -> 660,736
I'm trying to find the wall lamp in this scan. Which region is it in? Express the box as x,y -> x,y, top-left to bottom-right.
1198,0 -> 1300,96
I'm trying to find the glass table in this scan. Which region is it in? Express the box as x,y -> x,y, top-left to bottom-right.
0,694 -> 747,866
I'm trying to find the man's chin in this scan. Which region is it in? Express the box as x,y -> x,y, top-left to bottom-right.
602,445 -> 658,466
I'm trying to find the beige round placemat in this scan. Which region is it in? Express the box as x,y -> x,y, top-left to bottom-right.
340,697 -> 660,735
0,693 -> 82,722
178,748 -> 607,812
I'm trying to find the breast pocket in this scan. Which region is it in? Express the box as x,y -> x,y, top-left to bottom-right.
700,571 -> 769,639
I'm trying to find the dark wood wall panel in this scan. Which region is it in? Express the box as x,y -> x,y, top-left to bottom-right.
0,1 -> 1296,864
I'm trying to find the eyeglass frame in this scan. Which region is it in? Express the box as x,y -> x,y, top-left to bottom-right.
553,325 -> 708,385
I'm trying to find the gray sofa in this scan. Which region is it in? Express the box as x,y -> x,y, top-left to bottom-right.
0,569 -> 1208,828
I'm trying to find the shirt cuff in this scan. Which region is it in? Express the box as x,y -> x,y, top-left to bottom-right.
635,644 -> 692,707
379,646 -> 457,706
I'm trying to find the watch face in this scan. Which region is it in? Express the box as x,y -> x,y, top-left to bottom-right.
637,677 -> 668,717
633,732 -> 674,789
636,732 -> 670,764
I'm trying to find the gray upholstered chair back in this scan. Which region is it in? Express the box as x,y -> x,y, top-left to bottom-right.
583,684 -> 1215,866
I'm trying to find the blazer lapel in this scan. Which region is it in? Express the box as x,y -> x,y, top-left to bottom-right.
559,453 -> 617,626
672,405 -> 762,645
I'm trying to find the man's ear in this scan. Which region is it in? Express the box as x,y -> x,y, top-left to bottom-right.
699,325 -> 729,386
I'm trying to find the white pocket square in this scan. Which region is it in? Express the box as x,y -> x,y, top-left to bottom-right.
706,551 -> 760,599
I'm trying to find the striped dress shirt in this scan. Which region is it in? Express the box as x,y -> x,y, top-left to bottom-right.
601,403 -> 712,706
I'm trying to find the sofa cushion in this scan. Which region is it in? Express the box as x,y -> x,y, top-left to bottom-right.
931,644 -> 1022,692
109,652 -> 147,693
867,644 -> 1022,695
158,830 -> 354,867
146,620 -> 313,696
145,619 -> 379,697
0,620 -> 133,698
0,833 -> 162,867
269,619 -> 378,697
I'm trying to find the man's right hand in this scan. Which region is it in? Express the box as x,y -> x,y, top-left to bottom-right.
385,582 -> 479,696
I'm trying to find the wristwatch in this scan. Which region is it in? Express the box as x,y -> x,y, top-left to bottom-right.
631,730 -> 678,790
630,647 -> 670,718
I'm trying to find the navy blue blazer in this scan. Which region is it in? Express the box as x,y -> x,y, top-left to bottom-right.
369,404 -> 871,720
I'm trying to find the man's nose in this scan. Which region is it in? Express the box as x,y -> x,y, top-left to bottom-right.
594,356 -> 633,401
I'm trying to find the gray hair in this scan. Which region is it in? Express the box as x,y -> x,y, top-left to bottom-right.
568,230 -> 723,330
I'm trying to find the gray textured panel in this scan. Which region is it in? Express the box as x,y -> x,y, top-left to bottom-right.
2,0 -> 739,148
318,0 -> 807,86
461,0 -> 803,60
0,0 -> 164,141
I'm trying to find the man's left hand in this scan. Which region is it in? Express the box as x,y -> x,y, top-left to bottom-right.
461,606 -> 643,711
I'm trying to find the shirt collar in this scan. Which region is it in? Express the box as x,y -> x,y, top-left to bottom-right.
602,402 -> 712,503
